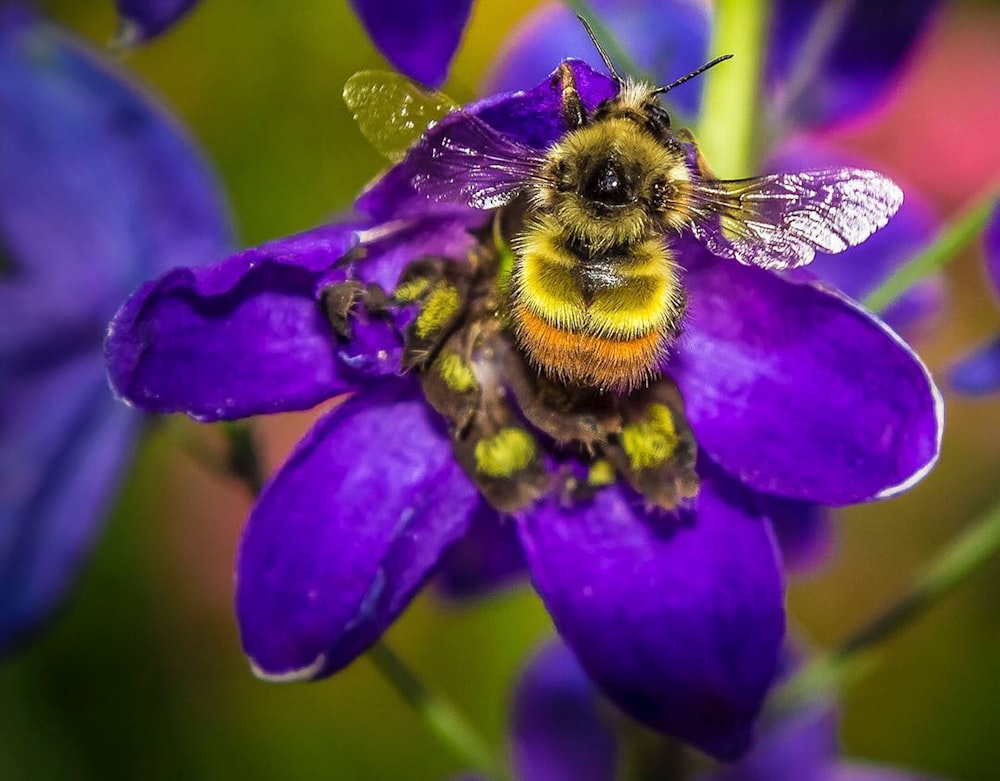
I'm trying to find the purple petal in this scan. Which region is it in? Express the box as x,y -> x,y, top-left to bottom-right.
766,0 -> 940,129
356,60 -> 616,223
0,355 -> 140,654
114,0 -> 200,44
517,464 -> 785,760
985,203 -> 1000,294
767,142 -> 942,332
670,243 -> 943,505
349,0 -> 472,88
948,335 -> 1000,396
947,206 -> 1000,395
699,703 -> 836,781
436,501 -> 526,599
236,382 -> 478,680
0,8 -> 230,360
106,224 -> 368,421
511,641 -> 618,781
348,215 -> 483,292
486,0 -> 711,118
758,495 -> 833,574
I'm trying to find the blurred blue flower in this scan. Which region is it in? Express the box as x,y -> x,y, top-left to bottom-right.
350,0 -> 473,88
948,204 -> 1000,395
0,6 -> 230,654
114,0 -> 201,45
500,640 -> 943,781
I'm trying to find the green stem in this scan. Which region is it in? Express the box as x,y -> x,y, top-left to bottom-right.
369,642 -> 506,778
206,422 -> 504,777
777,497 -> 1000,710
864,184 -> 1000,314
769,0 -> 855,136
697,0 -> 769,176
221,421 -> 264,495
561,0 -> 651,82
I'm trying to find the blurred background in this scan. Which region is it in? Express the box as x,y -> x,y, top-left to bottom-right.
2,0 -> 999,778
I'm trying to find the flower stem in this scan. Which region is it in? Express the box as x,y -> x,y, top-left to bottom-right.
697,0 -> 769,176
776,496 -> 1000,710
561,0 -> 651,82
368,641 -> 506,778
220,421 -> 264,495
864,184 -> 1000,314
213,422 -> 504,777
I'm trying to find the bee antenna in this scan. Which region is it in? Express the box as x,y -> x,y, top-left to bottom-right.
576,14 -> 623,84
652,54 -> 734,95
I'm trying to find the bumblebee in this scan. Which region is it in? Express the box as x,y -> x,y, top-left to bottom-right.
344,18 -> 902,392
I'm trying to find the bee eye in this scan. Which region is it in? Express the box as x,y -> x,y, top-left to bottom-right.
645,104 -> 671,138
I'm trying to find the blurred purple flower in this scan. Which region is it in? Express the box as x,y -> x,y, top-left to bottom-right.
0,7 -> 230,654
948,204 -> 1000,395
486,0 -> 711,119
106,58 -> 941,759
766,0 -> 941,130
350,0 -> 473,88
114,0 -> 201,45
501,640 -> 942,781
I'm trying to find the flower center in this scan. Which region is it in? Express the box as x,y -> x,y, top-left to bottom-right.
323,223 -> 699,513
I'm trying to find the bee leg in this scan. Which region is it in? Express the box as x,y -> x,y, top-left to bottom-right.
319,278 -> 396,341
501,344 -> 622,447
677,128 -> 717,180
392,259 -> 470,370
554,61 -> 586,129
602,381 -> 699,510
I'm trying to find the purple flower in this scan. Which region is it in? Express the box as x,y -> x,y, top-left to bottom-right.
503,640 -> 943,781
948,204 -> 1000,394
350,0 -> 473,88
0,7 -> 230,653
106,58 -> 941,760
114,0 -> 201,45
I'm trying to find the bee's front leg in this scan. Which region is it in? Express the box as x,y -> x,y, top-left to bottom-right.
554,61 -> 586,130
677,128 -> 717,180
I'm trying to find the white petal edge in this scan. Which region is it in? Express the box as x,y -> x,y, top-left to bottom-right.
814,282 -> 944,501
249,652 -> 327,683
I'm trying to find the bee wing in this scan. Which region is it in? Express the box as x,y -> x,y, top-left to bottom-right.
688,168 -> 904,270
344,70 -> 459,162
408,111 -> 547,211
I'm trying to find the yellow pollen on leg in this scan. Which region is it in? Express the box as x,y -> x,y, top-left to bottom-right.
415,282 -> 460,339
587,459 -> 616,487
474,427 -> 537,479
620,403 -> 679,470
436,351 -> 478,393
393,276 -> 431,303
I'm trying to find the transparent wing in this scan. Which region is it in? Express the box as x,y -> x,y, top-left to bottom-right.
688,168 -> 904,270
344,70 -> 458,162
408,111 -> 547,211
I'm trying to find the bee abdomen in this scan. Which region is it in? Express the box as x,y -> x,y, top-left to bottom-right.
510,224 -> 684,390
513,302 -> 668,390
